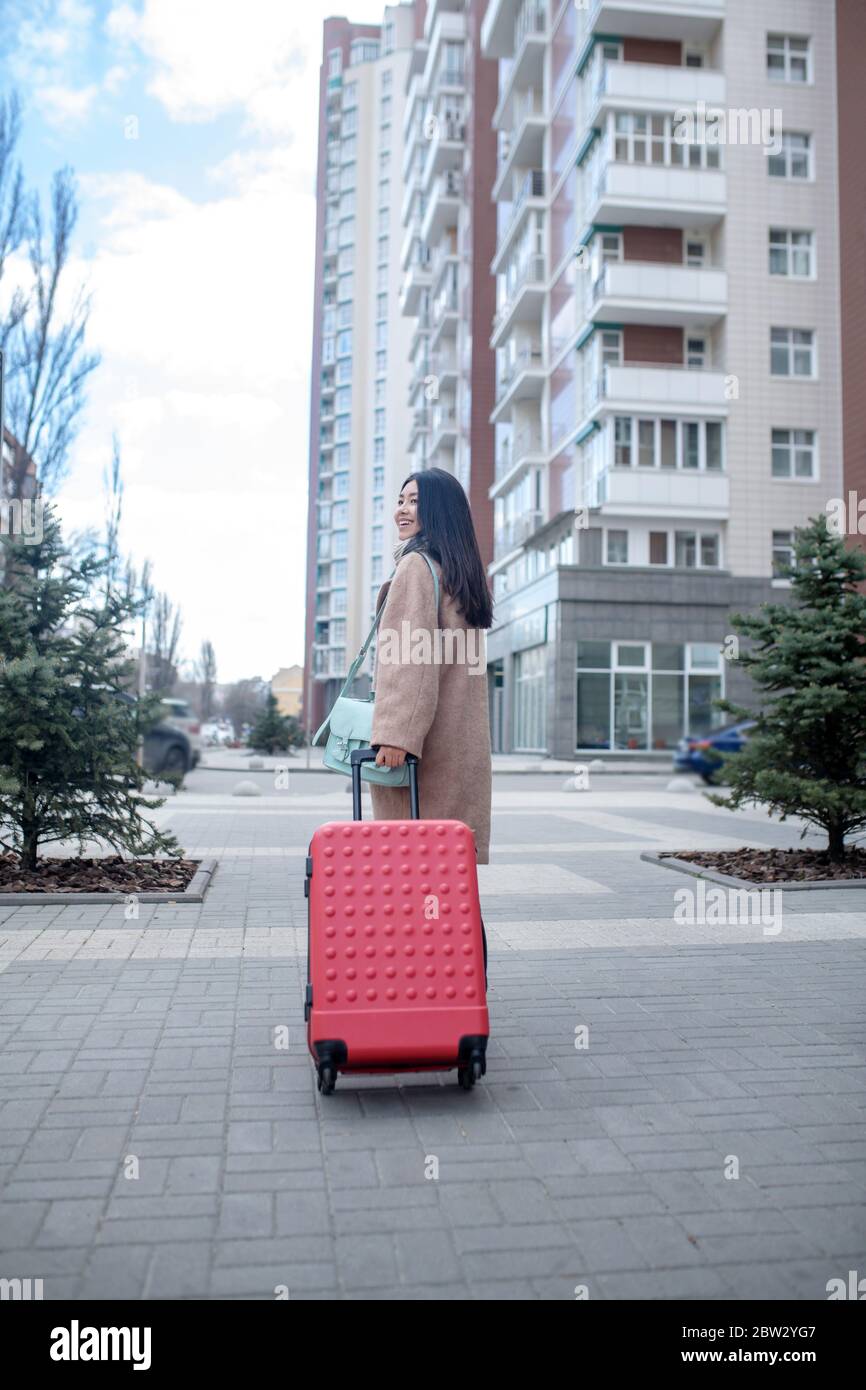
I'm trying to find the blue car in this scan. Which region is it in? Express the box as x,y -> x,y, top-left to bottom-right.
674,721 -> 755,783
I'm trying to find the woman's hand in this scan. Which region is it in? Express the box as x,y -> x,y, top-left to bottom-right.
375,745 -> 407,768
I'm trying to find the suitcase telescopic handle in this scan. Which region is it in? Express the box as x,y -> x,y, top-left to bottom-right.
350,748 -> 419,822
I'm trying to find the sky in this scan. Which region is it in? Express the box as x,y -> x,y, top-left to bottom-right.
0,0 -> 383,684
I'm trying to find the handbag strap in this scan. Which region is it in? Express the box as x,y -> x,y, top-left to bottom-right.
313,551 -> 441,745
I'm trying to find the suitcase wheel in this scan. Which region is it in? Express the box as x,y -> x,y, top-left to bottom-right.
457,1058 -> 483,1090
317,1063 -> 337,1095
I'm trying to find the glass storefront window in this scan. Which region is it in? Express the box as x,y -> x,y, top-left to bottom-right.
576,671 -> 610,749
575,642 -> 723,750
614,674 -> 648,750
514,646 -> 547,752
651,673 -> 685,749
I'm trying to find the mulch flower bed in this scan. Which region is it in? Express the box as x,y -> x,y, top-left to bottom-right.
0,854 -> 200,895
661,846 -> 866,884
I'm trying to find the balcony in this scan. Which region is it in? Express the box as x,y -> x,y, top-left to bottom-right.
430,240 -> 459,295
488,0 -> 546,126
491,345 -> 545,423
493,168 -> 545,270
431,347 -> 458,390
585,157 -> 725,229
430,402 -> 458,454
409,406 -> 431,447
494,509 -> 543,561
423,8 -> 467,90
590,363 -> 729,415
423,0 -> 464,43
492,252 -> 546,348
431,280 -> 459,341
493,89 -> 546,198
590,60 -> 726,120
491,426 -> 545,498
587,261 -> 727,328
581,0 -> 725,43
583,467 -> 729,518
400,245 -> 433,317
422,111 -> 466,189
421,171 -> 463,245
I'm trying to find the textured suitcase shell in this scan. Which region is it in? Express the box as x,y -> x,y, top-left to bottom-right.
306,817 -> 488,1076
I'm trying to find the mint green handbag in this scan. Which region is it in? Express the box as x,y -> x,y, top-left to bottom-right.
312,552 -> 440,786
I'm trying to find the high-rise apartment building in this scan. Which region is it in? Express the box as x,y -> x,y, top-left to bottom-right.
306,0 -> 854,756
480,0 -> 845,756
399,0 -> 498,562
304,5 -> 418,732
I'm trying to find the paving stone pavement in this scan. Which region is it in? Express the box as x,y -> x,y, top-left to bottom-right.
0,786 -> 864,1300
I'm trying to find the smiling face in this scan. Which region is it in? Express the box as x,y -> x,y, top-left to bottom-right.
395,479 -> 420,540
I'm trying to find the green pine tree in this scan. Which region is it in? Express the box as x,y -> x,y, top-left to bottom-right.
0,504 -> 182,870
711,514 -> 866,861
249,692 -> 303,754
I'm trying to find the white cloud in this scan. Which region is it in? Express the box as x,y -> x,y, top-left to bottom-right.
105,0 -> 309,135
58,145 -> 316,677
35,80 -> 99,128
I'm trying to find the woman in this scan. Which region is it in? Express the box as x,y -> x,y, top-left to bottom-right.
370,468 -> 493,868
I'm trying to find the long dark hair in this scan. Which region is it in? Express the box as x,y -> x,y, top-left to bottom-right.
400,468 -> 493,629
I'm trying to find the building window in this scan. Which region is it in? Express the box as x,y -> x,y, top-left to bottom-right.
686,336 -> 707,368
374,408 -> 385,434
334,472 -> 350,499
768,132 -> 811,179
332,501 -> 349,527
767,33 -> 811,83
374,438 -> 385,463
771,428 -> 817,479
350,39 -> 379,64
675,531 -> 697,568
576,641 -> 723,750
335,386 -> 351,413
514,646 -> 546,752
685,237 -> 707,267
332,531 -> 348,559
614,416 -> 631,466
600,232 -> 622,262
769,228 -> 814,278
649,532 -> 668,565
614,111 -> 721,169
332,559 -> 347,585
372,525 -> 383,551
771,327 -> 816,377
376,350 -> 387,373
772,530 -> 795,578
328,50 -> 342,79
611,416 -> 725,472
336,329 -> 353,357
373,465 -> 384,491
342,81 -> 356,109
330,619 -> 346,646
380,95 -> 392,124
606,529 -> 628,564
332,587 -> 347,613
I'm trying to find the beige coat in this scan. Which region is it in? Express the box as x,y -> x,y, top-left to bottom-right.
369,549 -> 492,863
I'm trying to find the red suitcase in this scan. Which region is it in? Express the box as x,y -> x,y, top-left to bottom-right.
304,749 -> 489,1094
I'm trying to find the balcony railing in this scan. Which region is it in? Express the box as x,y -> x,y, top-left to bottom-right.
515,0 -> 546,51
498,343 -> 543,394
498,169 -> 545,250
432,281 -> 459,324
494,253 -> 546,333
495,426 -> 543,482
494,509 -> 543,559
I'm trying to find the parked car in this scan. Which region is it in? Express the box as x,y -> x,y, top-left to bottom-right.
674,721 -> 755,784
158,697 -> 202,766
143,721 -> 193,778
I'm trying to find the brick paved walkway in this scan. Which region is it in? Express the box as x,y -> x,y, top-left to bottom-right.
1,786 -> 864,1299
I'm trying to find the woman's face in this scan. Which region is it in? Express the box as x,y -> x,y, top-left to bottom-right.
395,480 -> 420,540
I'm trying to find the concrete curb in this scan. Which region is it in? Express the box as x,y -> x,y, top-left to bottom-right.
641,850 -> 866,891
0,858 -> 218,905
